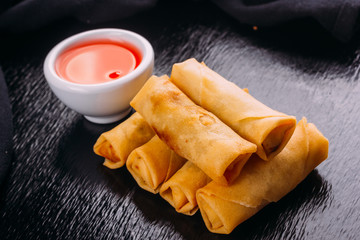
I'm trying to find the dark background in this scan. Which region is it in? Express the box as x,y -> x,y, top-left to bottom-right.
0,0 -> 359,239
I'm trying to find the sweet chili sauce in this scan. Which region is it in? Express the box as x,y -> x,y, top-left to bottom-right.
55,40 -> 141,84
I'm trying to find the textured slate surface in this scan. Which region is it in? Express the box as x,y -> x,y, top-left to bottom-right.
0,1 -> 359,239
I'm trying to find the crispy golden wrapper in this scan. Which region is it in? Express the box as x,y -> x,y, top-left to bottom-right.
93,112 -> 155,169
126,135 -> 186,193
170,58 -> 296,161
130,75 -> 257,185
160,161 -> 210,215
196,118 -> 329,234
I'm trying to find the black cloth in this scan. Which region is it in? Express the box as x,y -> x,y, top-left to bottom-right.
0,0 -> 359,41
211,0 -> 360,42
0,68 -> 12,188
0,0 -> 158,32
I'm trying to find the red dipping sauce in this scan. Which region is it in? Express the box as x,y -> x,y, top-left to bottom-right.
56,41 -> 141,84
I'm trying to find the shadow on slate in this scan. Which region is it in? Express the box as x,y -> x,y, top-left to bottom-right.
129,168 -> 331,239
52,112 -> 136,190
230,170 -> 332,239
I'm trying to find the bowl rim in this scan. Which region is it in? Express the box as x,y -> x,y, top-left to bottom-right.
43,28 -> 154,93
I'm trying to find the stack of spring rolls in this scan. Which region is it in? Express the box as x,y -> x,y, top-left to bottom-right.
93,58 -> 329,234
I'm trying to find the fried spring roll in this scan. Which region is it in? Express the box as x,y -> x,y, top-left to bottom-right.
93,112 -> 155,169
130,75 -> 257,185
126,135 -> 186,193
170,58 -> 296,160
196,118 -> 329,234
160,161 -> 211,215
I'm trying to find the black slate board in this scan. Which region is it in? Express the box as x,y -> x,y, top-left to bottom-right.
0,1 -> 359,239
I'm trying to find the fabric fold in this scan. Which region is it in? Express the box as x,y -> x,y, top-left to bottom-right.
211,0 -> 360,42
0,68 -> 12,187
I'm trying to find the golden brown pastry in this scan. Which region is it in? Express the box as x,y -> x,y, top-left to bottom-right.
170,58 -> 296,161
160,161 -> 211,215
196,118 -> 329,234
130,75 -> 257,185
126,135 -> 186,193
93,112 -> 155,169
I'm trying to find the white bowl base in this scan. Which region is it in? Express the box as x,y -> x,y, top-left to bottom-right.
84,108 -> 131,124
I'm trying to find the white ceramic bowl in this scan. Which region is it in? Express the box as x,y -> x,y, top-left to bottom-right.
44,28 -> 154,124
